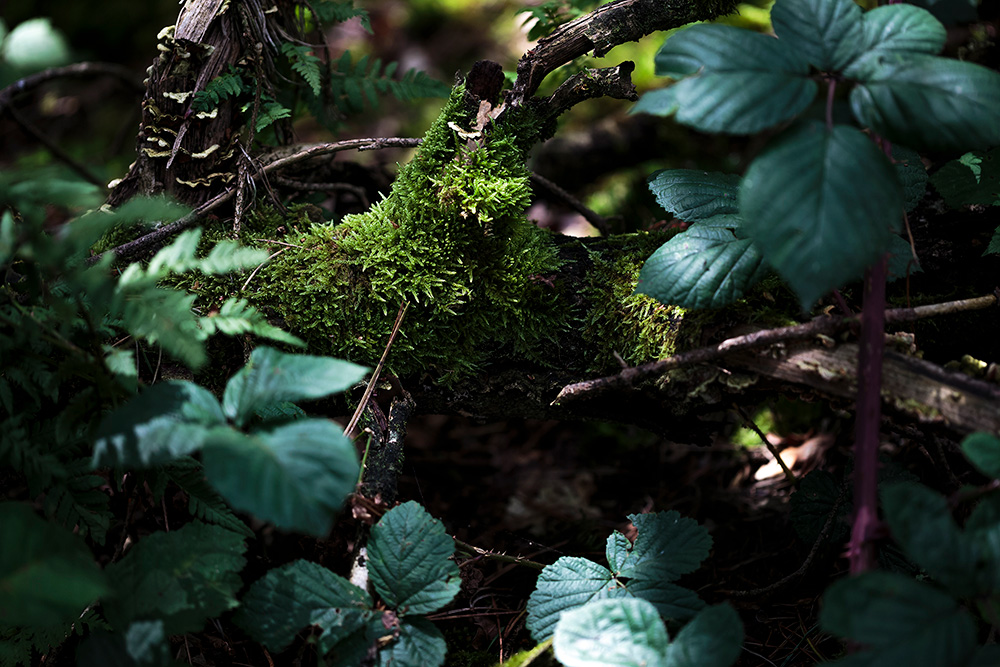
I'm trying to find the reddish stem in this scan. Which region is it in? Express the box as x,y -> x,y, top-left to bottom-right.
847,255 -> 887,574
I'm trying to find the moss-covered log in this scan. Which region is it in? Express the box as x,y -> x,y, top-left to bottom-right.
217,83 -> 698,383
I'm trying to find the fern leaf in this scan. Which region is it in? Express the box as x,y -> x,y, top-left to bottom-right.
330,51 -> 448,113
166,462 -> 255,538
43,469 -> 112,545
314,0 -> 372,33
0,417 -> 65,493
146,228 -> 203,276
281,42 -> 323,98
252,98 -> 292,133
191,69 -> 245,112
199,298 -> 305,348
199,240 -> 269,275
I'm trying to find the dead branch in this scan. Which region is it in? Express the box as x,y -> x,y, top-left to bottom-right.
508,0 -> 740,105
90,137 -> 422,266
555,292 -> 1000,403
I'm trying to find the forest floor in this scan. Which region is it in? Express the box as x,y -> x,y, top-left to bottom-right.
159,406 -> 967,667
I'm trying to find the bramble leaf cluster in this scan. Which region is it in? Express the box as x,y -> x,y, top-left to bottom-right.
635,0 -> 1000,308
235,501 -> 461,667
526,512 -> 742,667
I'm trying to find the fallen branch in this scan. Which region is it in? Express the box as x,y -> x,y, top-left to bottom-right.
509,0 -> 740,105
0,62 -> 143,111
554,292 -> 1000,403
89,137 -> 423,265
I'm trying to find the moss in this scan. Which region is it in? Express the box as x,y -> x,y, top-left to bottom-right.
578,231 -> 692,371
249,86 -> 569,378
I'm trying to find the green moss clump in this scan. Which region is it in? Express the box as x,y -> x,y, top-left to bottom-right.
579,231 -> 691,370
252,86 -> 568,378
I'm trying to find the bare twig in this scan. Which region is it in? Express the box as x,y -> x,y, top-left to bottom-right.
345,301 -> 410,438
0,62 -> 143,111
89,137 -> 422,266
452,537 -> 546,571
733,403 -> 796,484
4,103 -> 105,189
555,291 -> 999,403
727,477 -> 846,598
530,171 -> 610,235
508,0 -> 739,105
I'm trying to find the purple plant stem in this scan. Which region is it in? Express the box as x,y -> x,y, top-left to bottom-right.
847,254 -> 887,574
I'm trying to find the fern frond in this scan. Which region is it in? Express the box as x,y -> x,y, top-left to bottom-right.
330,51 -> 448,114
43,470 -> 112,545
191,69 -> 246,112
198,298 -> 305,348
313,0 -> 372,33
281,42 -> 323,97
166,461 -> 254,538
251,98 -> 292,133
0,417 -> 65,494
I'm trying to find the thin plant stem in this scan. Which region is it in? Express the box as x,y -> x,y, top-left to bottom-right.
345,300 -> 409,438
847,255 -> 887,575
826,77 -> 836,130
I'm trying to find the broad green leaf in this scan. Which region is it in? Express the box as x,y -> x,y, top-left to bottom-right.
222,347 -> 368,427
635,215 -> 768,309
988,227 -> 1000,255
553,598 -> 669,667
646,170 -> 740,222
844,4 -> 947,77
2,18 -> 70,71
850,55 -> 1000,153
378,617 -> 448,667
622,579 -> 706,620
367,501 -> 461,615
76,625 -> 171,667
606,532 -> 632,574
617,512 -> 712,581
664,604 -> 743,667
881,482 -> 982,597
654,24 -> 808,77
893,145 -> 928,212
92,381 -> 225,467
640,24 -> 816,134
124,620 -> 171,667
103,522 -> 246,635
966,494 -> 1000,593
0,503 -> 108,628
930,149 -> 1000,209
961,432 -> 1000,479
886,234 -> 920,282
740,121 -> 903,308
770,0 -> 864,72
820,572 -> 976,666
527,557 -> 621,642
234,559 -> 373,654
528,512 -> 710,642
202,419 -> 359,536
0,210 -> 14,265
